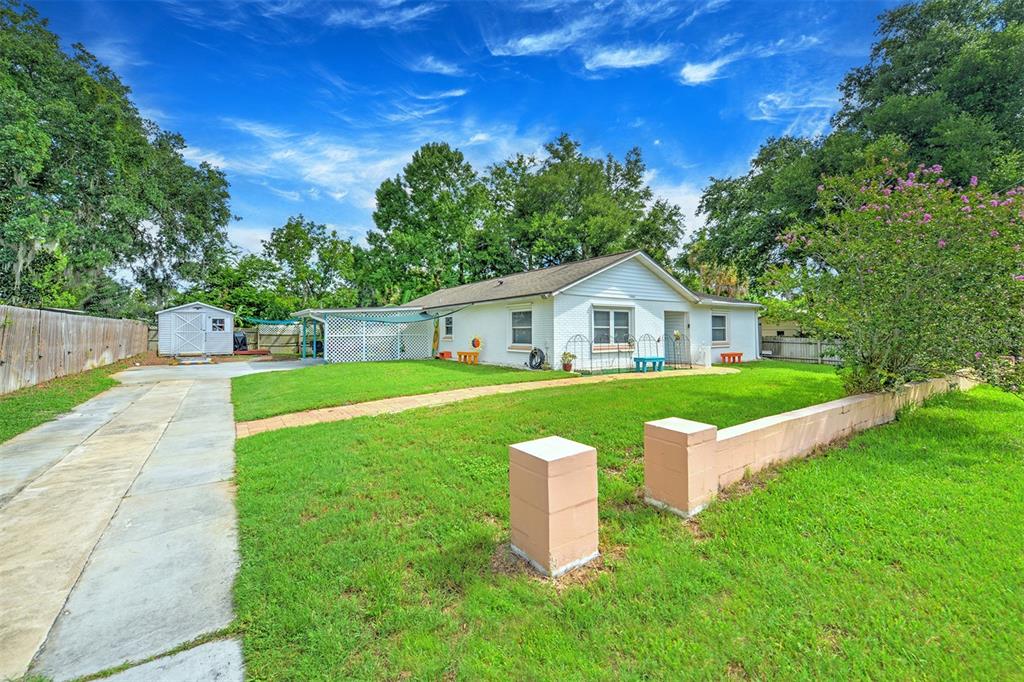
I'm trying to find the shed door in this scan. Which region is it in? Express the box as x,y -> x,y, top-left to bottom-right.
173,312 -> 205,354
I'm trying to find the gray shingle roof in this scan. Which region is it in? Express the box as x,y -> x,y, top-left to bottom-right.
405,251 -> 642,309
404,250 -> 762,309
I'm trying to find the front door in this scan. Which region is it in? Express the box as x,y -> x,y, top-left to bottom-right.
664,312 -> 689,366
173,312 -> 205,354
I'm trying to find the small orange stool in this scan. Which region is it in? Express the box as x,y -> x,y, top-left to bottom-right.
437,351 -> 452,360
457,351 -> 480,365
721,352 -> 743,364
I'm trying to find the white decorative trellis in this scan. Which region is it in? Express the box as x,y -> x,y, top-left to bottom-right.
323,312 -> 433,363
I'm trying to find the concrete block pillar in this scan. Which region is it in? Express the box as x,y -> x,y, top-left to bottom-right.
509,436 -> 599,577
643,417 -> 718,517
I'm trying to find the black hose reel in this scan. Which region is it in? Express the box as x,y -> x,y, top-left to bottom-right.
527,347 -> 545,370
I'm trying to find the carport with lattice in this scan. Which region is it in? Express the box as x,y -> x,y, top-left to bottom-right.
292,307 -> 460,363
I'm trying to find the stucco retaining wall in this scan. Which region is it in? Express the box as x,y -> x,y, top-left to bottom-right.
644,374 -> 978,517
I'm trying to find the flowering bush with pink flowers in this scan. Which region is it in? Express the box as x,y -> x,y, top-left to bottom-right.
788,157 -> 1024,395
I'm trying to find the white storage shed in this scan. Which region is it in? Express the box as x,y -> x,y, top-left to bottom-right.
156,301 -> 235,356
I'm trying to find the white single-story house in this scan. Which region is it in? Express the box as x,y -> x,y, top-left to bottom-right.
156,301 -> 235,356
295,250 -> 762,369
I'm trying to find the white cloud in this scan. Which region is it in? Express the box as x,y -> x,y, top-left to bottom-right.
409,88 -> 468,100
325,2 -> 439,29
680,33 -> 823,85
89,38 -> 149,70
486,17 -> 599,57
265,185 -> 302,201
381,101 -> 450,122
583,44 -> 674,70
407,55 -> 464,76
750,90 -> 835,121
679,55 -> 737,84
647,175 -> 707,239
680,0 -> 729,27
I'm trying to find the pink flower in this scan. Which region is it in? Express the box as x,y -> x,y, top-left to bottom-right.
975,351 -> 983,359
990,200 -> 999,207
962,206 -> 972,212
922,213 -> 932,223
970,176 -> 978,186
817,184 -> 824,191
990,229 -> 1000,238
961,195 -> 969,203
1014,274 -> 1024,282
937,239 -> 947,248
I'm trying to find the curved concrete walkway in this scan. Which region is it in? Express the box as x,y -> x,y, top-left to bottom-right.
0,360 -> 312,681
236,366 -> 738,438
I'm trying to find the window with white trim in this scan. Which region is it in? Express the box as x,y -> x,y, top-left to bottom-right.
711,314 -> 728,344
510,309 -> 532,346
593,308 -> 631,345
444,316 -> 453,338
211,317 -> 225,332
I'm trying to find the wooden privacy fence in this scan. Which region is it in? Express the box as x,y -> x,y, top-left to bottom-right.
760,336 -> 842,365
0,305 -> 148,394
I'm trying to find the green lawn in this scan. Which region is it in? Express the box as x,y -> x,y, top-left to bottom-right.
0,361 -> 129,445
234,363 -> 1024,678
231,359 -> 574,422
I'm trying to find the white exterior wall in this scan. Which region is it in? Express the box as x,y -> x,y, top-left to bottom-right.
687,306 -> 760,363
436,296 -> 554,368
553,257 -> 760,367
157,303 -> 234,356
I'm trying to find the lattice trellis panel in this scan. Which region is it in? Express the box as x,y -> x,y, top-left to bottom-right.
324,313 -> 433,363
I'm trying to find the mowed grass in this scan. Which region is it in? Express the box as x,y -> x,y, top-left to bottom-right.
234,362 -> 1024,679
0,360 -> 128,444
230,359 -> 573,422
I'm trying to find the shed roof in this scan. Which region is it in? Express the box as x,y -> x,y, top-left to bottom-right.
156,301 -> 235,316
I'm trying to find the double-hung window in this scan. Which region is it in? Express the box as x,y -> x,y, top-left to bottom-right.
510,309 -> 532,346
711,314 -> 728,345
593,308 -> 630,345
444,316 -> 454,338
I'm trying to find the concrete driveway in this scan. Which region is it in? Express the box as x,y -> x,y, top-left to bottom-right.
0,359 -> 313,681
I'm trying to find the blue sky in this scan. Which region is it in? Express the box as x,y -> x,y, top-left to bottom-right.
37,0 -> 892,254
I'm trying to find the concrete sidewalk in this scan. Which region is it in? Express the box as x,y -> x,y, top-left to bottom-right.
236,365 -> 739,438
0,361 -> 308,681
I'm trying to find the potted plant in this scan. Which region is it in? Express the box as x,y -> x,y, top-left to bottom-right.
560,351 -> 576,372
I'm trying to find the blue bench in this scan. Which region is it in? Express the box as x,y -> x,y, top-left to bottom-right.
633,356 -> 665,372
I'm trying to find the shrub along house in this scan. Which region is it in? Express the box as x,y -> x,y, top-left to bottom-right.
295,251 -> 761,370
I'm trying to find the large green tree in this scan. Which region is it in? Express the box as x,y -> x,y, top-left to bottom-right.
360,135 -> 686,305
485,134 -> 684,269
262,216 -> 357,310
0,1 -> 231,312
362,142 -> 487,304
688,0 -> 1024,288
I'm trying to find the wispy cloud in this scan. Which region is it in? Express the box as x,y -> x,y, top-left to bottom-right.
89,38 -> 149,70
182,116 -> 550,221
583,44 -> 674,70
409,88 -> 468,100
747,88 -> 836,138
486,17 -> 599,57
679,33 -> 822,85
325,2 -> 439,30
679,55 -> 738,84
265,185 -> 302,201
749,90 -> 835,121
679,0 -> 729,27
407,55 -> 465,76
381,101 -> 450,122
